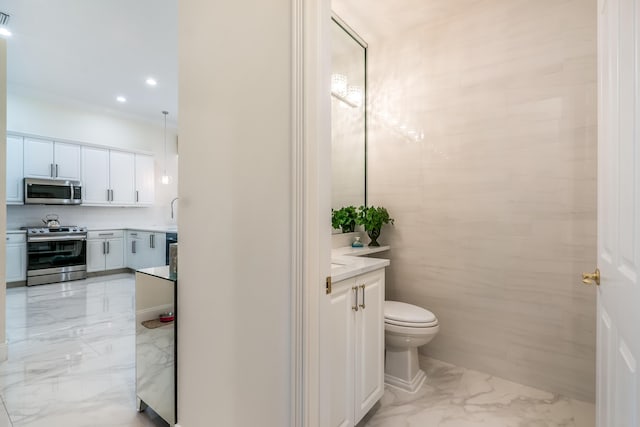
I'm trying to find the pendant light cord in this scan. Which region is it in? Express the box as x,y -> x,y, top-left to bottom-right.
162,111 -> 169,177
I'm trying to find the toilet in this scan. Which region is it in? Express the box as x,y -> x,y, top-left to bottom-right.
384,301 -> 439,393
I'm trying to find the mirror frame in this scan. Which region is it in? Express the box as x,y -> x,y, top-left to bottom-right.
331,13 -> 368,208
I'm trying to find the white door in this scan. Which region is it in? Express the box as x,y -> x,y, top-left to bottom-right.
596,0 -> 640,425
53,142 -> 81,180
6,135 -> 23,203
135,154 -> 155,205
86,239 -> 106,273
354,270 -> 385,424
109,150 -> 136,205
23,138 -> 54,178
105,238 -> 125,270
81,146 -> 110,204
328,278 -> 355,427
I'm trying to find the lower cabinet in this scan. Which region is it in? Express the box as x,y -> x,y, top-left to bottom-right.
6,233 -> 27,283
329,268 -> 385,427
126,230 -> 166,270
87,230 -> 125,273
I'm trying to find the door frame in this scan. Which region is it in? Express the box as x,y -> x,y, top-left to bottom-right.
292,0 -> 331,426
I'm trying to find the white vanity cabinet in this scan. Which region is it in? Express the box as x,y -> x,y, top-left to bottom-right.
87,230 -> 125,273
329,268 -> 385,427
24,138 -> 81,180
6,135 -> 24,204
5,233 -> 27,283
127,230 -> 166,270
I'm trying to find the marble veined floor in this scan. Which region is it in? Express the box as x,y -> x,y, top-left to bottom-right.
0,274 -> 168,427
361,357 -> 595,427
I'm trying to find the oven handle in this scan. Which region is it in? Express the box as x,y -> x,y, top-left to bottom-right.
27,235 -> 87,243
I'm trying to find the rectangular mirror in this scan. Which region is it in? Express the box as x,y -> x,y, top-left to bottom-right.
331,15 -> 367,211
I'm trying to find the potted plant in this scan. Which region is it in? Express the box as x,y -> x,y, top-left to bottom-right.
357,206 -> 394,247
331,206 -> 358,233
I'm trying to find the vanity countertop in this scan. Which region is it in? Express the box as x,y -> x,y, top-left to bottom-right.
137,266 -> 177,282
331,244 -> 390,282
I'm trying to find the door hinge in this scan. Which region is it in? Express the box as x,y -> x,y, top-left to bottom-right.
326,276 -> 332,294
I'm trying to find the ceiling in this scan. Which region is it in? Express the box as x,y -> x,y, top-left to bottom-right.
0,0 -> 178,125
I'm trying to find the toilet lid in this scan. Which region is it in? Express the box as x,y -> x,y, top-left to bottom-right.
384,301 -> 437,324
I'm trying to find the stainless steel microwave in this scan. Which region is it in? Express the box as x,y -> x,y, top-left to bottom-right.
24,178 -> 82,205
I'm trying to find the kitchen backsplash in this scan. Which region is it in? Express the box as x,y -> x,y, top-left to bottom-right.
7,205 -> 176,229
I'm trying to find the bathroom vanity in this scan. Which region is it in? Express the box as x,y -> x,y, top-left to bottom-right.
135,266 -> 177,426
329,250 -> 389,427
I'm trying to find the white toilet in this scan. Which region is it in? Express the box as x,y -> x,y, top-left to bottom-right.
384,301 -> 439,393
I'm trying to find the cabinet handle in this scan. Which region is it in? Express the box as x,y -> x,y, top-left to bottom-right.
352,286 -> 359,312
150,234 -> 154,249
110,189 -> 114,201
106,189 -> 110,201
359,284 -> 366,309
136,191 -> 139,203
106,241 -> 110,254
98,233 -> 114,237
55,164 -> 59,177
102,241 -> 106,255
132,240 -> 137,254
50,163 -> 54,178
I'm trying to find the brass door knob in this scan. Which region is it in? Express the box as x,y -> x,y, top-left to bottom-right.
582,268 -> 600,286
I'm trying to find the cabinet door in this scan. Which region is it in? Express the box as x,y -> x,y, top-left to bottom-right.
53,142 -> 81,180
354,269 -> 385,424
6,243 -> 26,282
105,238 -> 125,270
150,233 -> 166,267
86,239 -> 106,272
127,234 -> 144,270
328,278 -> 356,427
109,151 -> 136,205
135,154 -> 155,205
24,138 -> 54,178
82,147 -> 110,204
6,135 -> 24,204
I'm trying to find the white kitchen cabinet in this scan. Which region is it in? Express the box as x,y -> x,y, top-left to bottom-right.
6,135 -> 24,204
53,142 -> 82,180
82,148 -> 141,206
127,230 -> 166,270
87,230 -> 125,272
6,233 -> 27,283
24,138 -> 81,180
109,151 -> 136,205
329,268 -> 385,427
135,154 -> 155,205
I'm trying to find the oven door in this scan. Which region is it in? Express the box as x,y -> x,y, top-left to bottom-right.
27,236 -> 87,273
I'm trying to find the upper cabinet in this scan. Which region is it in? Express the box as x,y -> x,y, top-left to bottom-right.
7,133 -> 155,206
135,154 -> 155,205
6,135 -> 24,204
81,147 -> 152,206
24,138 -> 81,180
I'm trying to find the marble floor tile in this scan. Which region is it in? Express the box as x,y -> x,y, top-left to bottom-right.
0,274 -> 168,427
361,357 -> 595,427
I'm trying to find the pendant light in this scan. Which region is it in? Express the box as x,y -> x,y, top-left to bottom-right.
161,111 -> 170,185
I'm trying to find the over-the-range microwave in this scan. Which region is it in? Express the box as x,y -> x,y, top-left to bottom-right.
24,178 -> 82,205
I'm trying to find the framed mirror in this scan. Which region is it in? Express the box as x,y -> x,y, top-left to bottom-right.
331,15 -> 367,211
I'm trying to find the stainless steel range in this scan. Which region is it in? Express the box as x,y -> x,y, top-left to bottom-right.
24,226 -> 88,286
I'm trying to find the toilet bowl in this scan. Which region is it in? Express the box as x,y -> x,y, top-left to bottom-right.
384,301 -> 439,393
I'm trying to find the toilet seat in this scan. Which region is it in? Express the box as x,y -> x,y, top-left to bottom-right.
384,301 -> 437,325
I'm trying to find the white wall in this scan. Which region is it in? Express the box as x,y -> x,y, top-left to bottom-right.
177,1 -> 292,426
6,91 -> 178,229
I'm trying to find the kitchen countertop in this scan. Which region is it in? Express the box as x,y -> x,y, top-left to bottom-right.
137,266 -> 177,282
88,226 -> 178,233
331,245 -> 390,282
7,230 -> 26,234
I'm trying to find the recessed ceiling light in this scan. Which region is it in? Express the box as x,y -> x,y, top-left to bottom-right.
146,78 -> 157,86
116,96 -> 127,103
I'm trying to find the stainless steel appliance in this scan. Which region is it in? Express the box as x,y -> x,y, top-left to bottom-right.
25,226 -> 87,286
24,178 -> 82,205
165,232 -> 177,265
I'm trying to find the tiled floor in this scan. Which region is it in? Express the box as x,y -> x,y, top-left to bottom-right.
361,357 -> 595,427
0,274 -> 167,427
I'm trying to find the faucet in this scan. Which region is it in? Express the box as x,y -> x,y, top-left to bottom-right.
171,197 -> 179,219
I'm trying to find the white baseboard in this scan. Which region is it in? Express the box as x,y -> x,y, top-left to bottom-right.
0,340 -> 7,362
